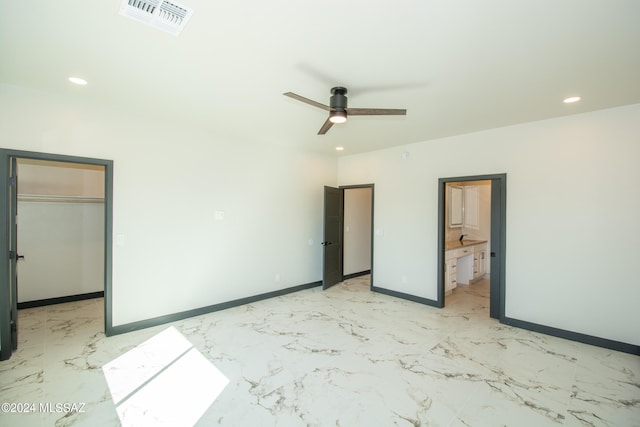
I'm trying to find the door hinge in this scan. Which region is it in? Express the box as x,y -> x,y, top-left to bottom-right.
9,176 -> 17,186
9,250 -> 16,260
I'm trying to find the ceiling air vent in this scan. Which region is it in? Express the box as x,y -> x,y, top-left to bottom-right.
119,0 -> 193,36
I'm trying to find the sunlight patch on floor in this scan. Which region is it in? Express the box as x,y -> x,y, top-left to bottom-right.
102,326 -> 229,427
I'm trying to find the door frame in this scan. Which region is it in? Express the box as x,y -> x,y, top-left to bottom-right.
437,174 -> 506,320
340,184 -> 375,289
0,149 -> 113,361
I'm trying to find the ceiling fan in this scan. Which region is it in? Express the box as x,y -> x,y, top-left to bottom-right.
283,87 -> 407,135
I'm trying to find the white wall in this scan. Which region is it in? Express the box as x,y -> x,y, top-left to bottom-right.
17,201 -> 104,301
344,187 -> 372,275
0,83 -> 337,326
338,104 -> 640,346
3,81 -> 638,347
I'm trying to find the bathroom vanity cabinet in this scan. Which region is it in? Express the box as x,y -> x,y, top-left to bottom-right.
473,244 -> 487,279
444,254 -> 458,294
444,241 -> 487,294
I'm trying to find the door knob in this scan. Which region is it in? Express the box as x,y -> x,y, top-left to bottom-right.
9,251 -> 24,261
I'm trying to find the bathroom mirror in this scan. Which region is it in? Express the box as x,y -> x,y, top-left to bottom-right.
449,186 -> 463,227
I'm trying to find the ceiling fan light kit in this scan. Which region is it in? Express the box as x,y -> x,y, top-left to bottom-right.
329,110 -> 347,124
284,86 -> 406,135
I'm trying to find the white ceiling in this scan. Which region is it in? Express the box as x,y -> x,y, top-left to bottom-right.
1,0 -> 639,156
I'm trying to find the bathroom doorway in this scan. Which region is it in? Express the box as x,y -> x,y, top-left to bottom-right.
437,174 -> 506,319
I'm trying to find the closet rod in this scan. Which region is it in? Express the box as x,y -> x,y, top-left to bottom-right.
17,194 -> 104,204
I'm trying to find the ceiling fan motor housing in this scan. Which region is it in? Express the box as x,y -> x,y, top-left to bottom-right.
330,87 -> 348,112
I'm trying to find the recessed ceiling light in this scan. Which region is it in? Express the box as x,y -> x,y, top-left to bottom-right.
563,96 -> 581,104
335,146 -> 344,151
68,77 -> 88,85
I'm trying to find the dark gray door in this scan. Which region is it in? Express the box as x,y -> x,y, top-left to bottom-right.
8,157 -> 18,349
489,177 -> 504,319
322,186 -> 343,290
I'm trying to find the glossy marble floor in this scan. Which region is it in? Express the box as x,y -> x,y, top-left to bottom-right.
1,276 -> 638,426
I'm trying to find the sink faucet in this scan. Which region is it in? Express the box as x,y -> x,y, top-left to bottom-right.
459,234 -> 467,242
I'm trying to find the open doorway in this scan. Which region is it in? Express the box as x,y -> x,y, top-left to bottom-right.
437,174 -> 506,320
0,149 -> 113,361
443,180 -> 491,312
16,159 -> 105,308
343,186 -> 373,281
321,184 -> 374,290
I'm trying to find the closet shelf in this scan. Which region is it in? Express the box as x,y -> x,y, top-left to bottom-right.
17,194 -> 104,203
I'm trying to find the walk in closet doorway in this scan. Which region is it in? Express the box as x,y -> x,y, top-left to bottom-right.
0,149 -> 113,361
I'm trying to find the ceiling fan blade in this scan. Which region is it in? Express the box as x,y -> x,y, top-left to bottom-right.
283,92 -> 330,111
346,108 -> 407,116
318,117 -> 334,135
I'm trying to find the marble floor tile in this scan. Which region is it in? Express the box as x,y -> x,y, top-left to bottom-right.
1,276 -> 638,426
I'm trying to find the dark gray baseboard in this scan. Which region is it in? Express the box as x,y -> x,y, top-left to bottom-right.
371,286 -> 440,308
373,286 -> 639,356
343,270 -> 371,280
106,279 -> 639,356
18,291 -> 104,309
107,281 -> 321,336
502,317 -> 640,356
